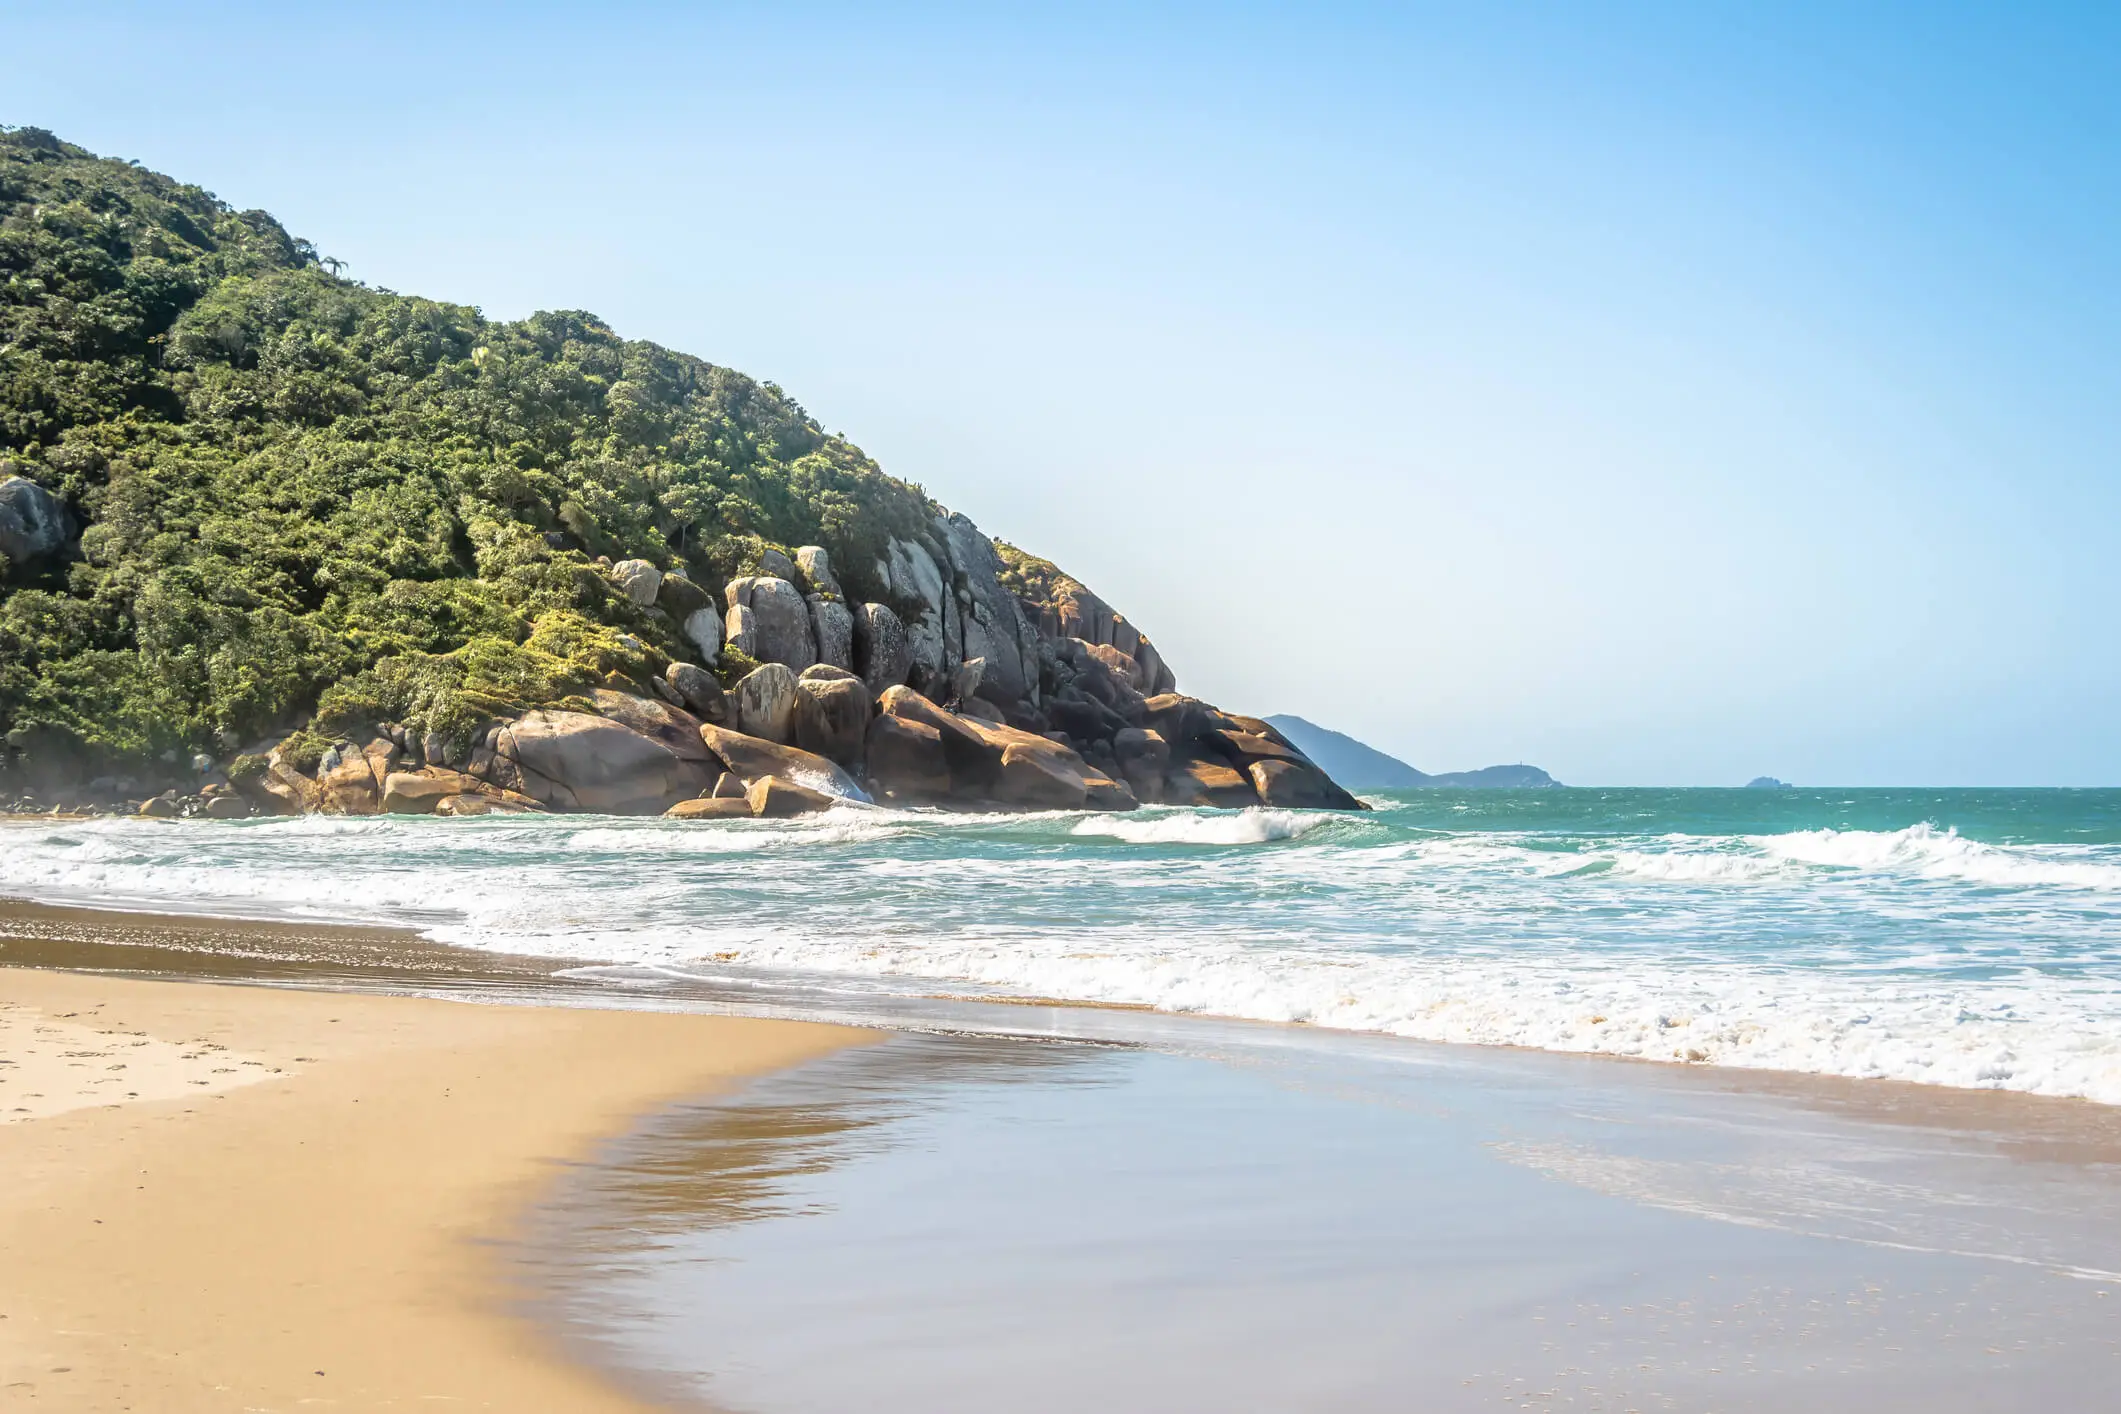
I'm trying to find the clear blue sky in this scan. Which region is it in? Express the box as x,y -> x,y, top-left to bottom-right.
10,2 -> 2118,784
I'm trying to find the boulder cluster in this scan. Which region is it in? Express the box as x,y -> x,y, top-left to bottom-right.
135,521 -> 1361,821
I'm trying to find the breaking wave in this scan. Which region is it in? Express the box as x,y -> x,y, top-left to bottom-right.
6,789 -> 2121,1104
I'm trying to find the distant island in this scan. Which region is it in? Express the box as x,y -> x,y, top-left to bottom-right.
1744,776 -> 1793,789
1265,717 -> 1561,789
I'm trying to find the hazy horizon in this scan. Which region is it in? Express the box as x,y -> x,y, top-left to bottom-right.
11,2 -> 2116,785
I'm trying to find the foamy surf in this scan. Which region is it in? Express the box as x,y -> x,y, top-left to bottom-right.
6,788 -> 2121,1104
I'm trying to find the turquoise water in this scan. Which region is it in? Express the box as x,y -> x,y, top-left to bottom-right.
5,787 -> 2121,1100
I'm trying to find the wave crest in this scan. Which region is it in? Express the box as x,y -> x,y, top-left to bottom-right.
1070,808 -> 1337,846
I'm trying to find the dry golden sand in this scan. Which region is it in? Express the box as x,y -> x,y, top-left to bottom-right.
0,967 -> 872,1411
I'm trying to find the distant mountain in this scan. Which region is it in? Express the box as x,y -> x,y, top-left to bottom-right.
1265,717 -> 1561,790
1744,776 -> 1793,789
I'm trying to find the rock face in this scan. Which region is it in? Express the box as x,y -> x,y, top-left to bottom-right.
936,514 -> 1043,708
0,476 -> 74,569
809,596 -> 854,671
498,710 -> 709,814
734,663 -> 798,743
723,603 -> 757,657
853,603 -> 910,694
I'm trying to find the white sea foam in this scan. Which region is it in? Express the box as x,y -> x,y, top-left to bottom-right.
6,808 -> 2121,1105
1754,823 -> 2121,889
1069,808 -> 1336,846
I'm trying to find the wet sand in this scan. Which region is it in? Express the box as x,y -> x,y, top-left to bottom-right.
0,955 -> 871,1410
9,897 -> 2121,1411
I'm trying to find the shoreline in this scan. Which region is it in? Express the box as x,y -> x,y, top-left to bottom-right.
0,962 -> 872,1411
10,890 -> 2121,1124
5,899 -> 2121,1410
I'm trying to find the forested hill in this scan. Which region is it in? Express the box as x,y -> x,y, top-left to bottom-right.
0,125 -> 958,772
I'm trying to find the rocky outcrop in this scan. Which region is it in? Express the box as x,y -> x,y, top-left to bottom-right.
243,669 -> 1361,821
873,686 -> 1135,811
229,512 -> 1365,821
0,476 -> 74,570
697,722 -> 868,801
496,709 -> 710,814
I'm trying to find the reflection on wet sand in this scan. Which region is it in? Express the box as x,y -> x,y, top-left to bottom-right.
519,1035 -> 2121,1414
10,898 -> 2121,1412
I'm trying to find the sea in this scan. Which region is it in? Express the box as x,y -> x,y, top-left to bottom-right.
5,786 -> 2121,1105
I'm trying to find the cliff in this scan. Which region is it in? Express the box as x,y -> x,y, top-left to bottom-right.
0,126 -> 1359,818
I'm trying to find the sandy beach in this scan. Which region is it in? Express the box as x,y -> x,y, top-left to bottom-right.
0,962 -> 870,1412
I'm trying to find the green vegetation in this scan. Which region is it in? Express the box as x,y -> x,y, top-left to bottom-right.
0,126 -> 938,775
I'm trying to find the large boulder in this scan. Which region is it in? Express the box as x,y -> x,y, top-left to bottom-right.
794,545 -> 841,596
683,605 -> 723,663
809,596 -> 854,671
748,577 -> 817,670
591,689 -> 718,763
724,603 -> 758,657
302,738 -> 398,815
880,537 -> 954,688
758,547 -> 797,581
934,514 -> 1037,707
497,710 -> 711,814
657,571 -> 713,622
1249,758 -> 1364,810
664,662 -> 728,723
747,775 -> 838,818
734,663 -> 798,743
698,723 -> 870,802
666,796 -> 756,821
1083,642 -> 1144,692
1113,727 -> 1170,804
865,713 -> 951,803
380,769 -> 540,816
1164,756 -> 1259,809
793,666 -> 872,768
610,559 -> 662,608
1203,728 -> 1301,767
853,602 -> 911,694
877,686 -> 1135,812
0,475 -> 74,569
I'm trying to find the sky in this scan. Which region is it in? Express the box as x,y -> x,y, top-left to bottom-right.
8,2 -> 2118,784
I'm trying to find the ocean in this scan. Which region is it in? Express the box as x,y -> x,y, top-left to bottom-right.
6,787 -> 2120,1104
